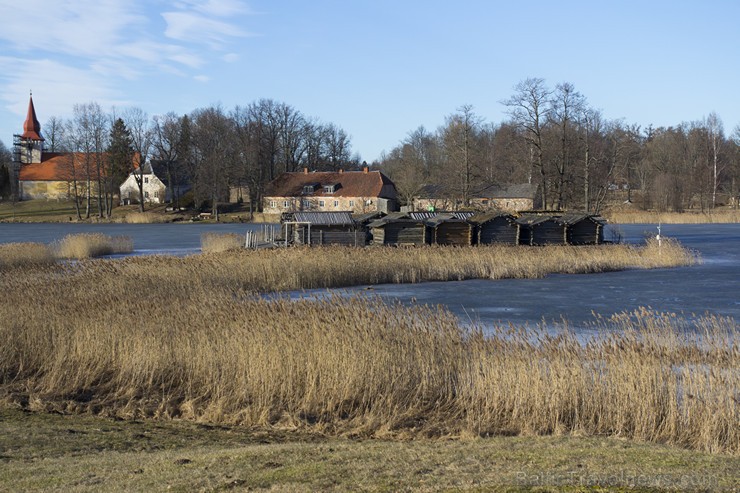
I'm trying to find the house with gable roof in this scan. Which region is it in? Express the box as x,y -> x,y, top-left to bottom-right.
263,167 -> 398,214
12,95 -> 136,201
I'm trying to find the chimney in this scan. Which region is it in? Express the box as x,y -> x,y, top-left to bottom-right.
303,167 -> 308,174
363,166 -> 369,174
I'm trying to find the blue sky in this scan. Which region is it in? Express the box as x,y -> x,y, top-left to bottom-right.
1,0 -> 739,162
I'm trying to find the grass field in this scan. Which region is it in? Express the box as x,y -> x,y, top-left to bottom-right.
0,408 -> 737,492
0,199 -> 262,223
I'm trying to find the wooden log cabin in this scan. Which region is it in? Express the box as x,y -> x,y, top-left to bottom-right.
516,213 -> 567,245
561,213 -> 607,245
468,212 -> 519,245
423,213 -> 474,246
282,211 -> 367,246
368,213 -> 428,246
517,212 -> 607,246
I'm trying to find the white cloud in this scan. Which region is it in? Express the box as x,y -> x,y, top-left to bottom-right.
162,11 -> 247,47
170,53 -> 206,69
0,57 -> 128,120
173,0 -> 251,17
0,0 -> 255,139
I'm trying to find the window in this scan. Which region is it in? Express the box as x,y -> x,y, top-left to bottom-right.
323,183 -> 340,194
302,199 -> 310,208
283,200 -> 289,208
269,200 -> 276,208
333,200 -> 339,208
319,200 -> 325,207
349,200 -> 354,207
302,183 -> 319,194
144,191 -> 150,199
154,191 -> 159,198
144,177 -> 149,184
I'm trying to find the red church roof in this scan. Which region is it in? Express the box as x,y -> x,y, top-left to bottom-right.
21,95 -> 44,141
19,153 -> 105,181
19,152 -> 140,182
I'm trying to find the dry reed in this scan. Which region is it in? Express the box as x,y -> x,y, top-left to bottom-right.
0,242 -> 54,269
200,233 -> 244,253
50,233 -> 133,259
606,210 -> 740,224
0,242 -> 732,454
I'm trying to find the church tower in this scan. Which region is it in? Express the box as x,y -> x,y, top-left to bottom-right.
14,94 -> 45,164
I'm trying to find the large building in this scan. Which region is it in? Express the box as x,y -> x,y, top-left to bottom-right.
13,95 -> 137,201
263,167 -> 397,214
13,95 -> 104,200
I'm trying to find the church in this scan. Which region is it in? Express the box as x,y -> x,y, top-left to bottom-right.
13,95 -> 108,200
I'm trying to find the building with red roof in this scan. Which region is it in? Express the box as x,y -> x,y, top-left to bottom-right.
12,96 -> 130,201
263,167 -> 398,214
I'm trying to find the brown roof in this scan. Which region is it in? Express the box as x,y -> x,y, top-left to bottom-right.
265,169 -> 396,199
21,96 -> 44,141
19,153 -> 109,181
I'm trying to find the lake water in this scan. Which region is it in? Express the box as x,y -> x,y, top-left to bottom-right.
0,222 -> 277,256
295,223 -> 740,328
1,222 -> 738,328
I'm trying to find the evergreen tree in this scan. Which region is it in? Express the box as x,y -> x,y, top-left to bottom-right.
108,118 -> 136,212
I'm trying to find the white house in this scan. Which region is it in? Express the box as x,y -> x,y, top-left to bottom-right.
119,161 -> 190,205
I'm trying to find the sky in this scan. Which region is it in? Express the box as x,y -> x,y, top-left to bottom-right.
1,0 -> 739,163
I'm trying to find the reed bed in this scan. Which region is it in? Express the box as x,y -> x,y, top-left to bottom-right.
0,234 -> 133,267
606,209 -> 740,224
200,232 -> 244,253
2,242 -> 725,453
0,255 -> 736,454
0,242 -> 54,269
50,233 -> 133,259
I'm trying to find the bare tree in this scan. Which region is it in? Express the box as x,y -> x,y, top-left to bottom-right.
70,102 -> 107,218
122,107 -> 153,213
705,112 -> 725,208
550,82 -> 586,209
191,106 -> 235,220
441,105 -> 483,206
43,116 -> 66,152
502,78 -> 552,208
0,139 -> 12,199
151,112 -> 190,208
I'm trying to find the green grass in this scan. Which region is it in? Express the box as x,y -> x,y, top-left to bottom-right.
0,199 -> 81,221
0,408 -> 737,492
0,199 -> 178,223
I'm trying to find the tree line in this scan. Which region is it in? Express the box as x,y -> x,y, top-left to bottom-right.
378,78 -> 740,213
0,99 -> 361,218
2,79 -> 739,215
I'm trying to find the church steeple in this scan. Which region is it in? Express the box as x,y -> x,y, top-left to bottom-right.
21,93 -> 44,141
16,92 -> 45,164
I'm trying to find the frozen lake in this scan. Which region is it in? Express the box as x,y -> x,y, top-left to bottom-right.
294,223 -> 740,328
0,222 -> 275,256
1,222 -> 738,327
